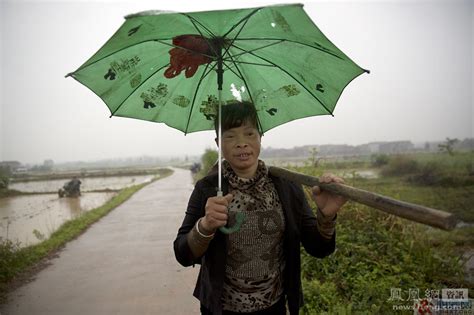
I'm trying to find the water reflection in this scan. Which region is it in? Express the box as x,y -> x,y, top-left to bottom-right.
0,192 -> 116,247
10,175 -> 154,193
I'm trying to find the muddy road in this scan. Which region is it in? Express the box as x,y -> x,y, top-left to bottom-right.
1,168 -> 200,315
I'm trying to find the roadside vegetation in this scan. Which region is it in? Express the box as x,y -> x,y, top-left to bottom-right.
295,151 -> 473,313
0,168 -> 173,302
193,148 -> 218,182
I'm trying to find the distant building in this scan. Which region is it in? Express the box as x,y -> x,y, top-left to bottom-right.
0,161 -> 22,173
366,142 -> 383,153
260,139 -> 471,160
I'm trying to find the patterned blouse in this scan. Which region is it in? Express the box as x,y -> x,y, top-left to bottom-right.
221,160 -> 286,312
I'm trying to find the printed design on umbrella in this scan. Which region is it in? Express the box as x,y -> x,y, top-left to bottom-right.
172,95 -> 191,108
199,96 -> 240,120
165,35 -> 218,79
199,95 -> 219,120
140,83 -> 168,109
104,56 -> 141,81
130,73 -> 142,89
254,84 -> 300,115
296,72 -> 308,83
271,10 -> 292,32
127,24 -> 142,36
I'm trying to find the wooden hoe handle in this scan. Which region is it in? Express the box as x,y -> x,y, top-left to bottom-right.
268,166 -> 457,231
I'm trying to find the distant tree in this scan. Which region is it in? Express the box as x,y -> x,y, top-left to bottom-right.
438,138 -> 459,156
371,154 -> 390,167
43,159 -> 54,171
201,148 -> 219,175
307,147 -> 321,168
0,168 -> 10,189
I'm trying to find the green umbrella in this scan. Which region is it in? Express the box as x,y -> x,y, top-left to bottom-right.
67,3 -> 368,233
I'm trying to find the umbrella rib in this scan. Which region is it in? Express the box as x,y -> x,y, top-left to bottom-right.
154,39 -> 217,59
109,63 -> 170,117
222,7 -> 262,38
184,62 -> 217,134
180,13 -> 216,38
179,13 -> 220,59
221,8 -> 254,64
223,40 -> 284,61
221,61 -> 244,81
226,60 -> 275,67
234,38 -> 344,60
232,44 -> 333,116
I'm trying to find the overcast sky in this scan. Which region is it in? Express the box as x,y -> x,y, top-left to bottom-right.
0,0 -> 472,165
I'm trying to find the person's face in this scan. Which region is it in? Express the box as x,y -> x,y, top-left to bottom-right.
219,121 -> 261,176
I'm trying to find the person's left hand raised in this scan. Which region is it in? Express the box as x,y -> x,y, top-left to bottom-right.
311,173 -> 348,218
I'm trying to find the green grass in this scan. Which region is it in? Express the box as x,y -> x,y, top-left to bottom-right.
299,190 -> 470,314
0,168 -> 173,302
294,151 -> 474,223
289,153 -> 473,314
354,178 -> 474,223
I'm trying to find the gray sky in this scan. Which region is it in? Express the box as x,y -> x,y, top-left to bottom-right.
1,0 -> 472,165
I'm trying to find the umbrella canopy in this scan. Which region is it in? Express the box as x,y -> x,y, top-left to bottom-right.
67,3 -> 368,134
67,3 -> 369,234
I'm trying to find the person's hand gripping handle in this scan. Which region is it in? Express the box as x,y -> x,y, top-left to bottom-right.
200,192 -> 245,235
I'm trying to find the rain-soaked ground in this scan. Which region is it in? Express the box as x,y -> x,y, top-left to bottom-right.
0,168 -> 199,315
1,175 -> 154,247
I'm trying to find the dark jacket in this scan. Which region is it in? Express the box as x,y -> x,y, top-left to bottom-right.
173,172 -> 336,315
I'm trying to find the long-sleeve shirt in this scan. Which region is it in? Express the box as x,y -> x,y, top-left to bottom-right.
174,171 -> 336,315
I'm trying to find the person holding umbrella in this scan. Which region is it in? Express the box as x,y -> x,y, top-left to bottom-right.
67,3 -> 367,313
174,101 -> 347,315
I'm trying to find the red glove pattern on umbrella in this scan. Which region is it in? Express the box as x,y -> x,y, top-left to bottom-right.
164,35 -> 215,79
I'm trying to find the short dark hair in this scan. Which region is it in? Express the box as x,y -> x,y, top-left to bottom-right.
214,101 -> 260,135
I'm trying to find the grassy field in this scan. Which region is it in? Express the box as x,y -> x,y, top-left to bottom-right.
292,151 -> 473,314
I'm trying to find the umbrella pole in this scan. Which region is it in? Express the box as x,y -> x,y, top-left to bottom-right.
217,88 -> 223,197
216,48 -> 245,234
217,50 -> 224,197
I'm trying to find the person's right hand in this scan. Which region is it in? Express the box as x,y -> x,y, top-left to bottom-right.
200,193 -> 233,233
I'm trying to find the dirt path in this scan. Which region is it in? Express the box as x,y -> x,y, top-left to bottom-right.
0,168 -> 200,315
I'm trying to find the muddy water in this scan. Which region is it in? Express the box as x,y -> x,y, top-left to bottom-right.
10,175 -> 154,193
2,175 -> 156,247
0,192 -> 116,247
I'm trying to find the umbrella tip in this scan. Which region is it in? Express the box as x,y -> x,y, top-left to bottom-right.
65,72 -> 74,78
364,69 -> 371,74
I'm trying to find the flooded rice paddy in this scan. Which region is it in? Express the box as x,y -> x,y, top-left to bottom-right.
1,175 -> 155,247
9,175 -> 154,193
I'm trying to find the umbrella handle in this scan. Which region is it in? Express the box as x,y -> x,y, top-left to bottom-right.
219,212 -> 246,234
216,190 -> 245,234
